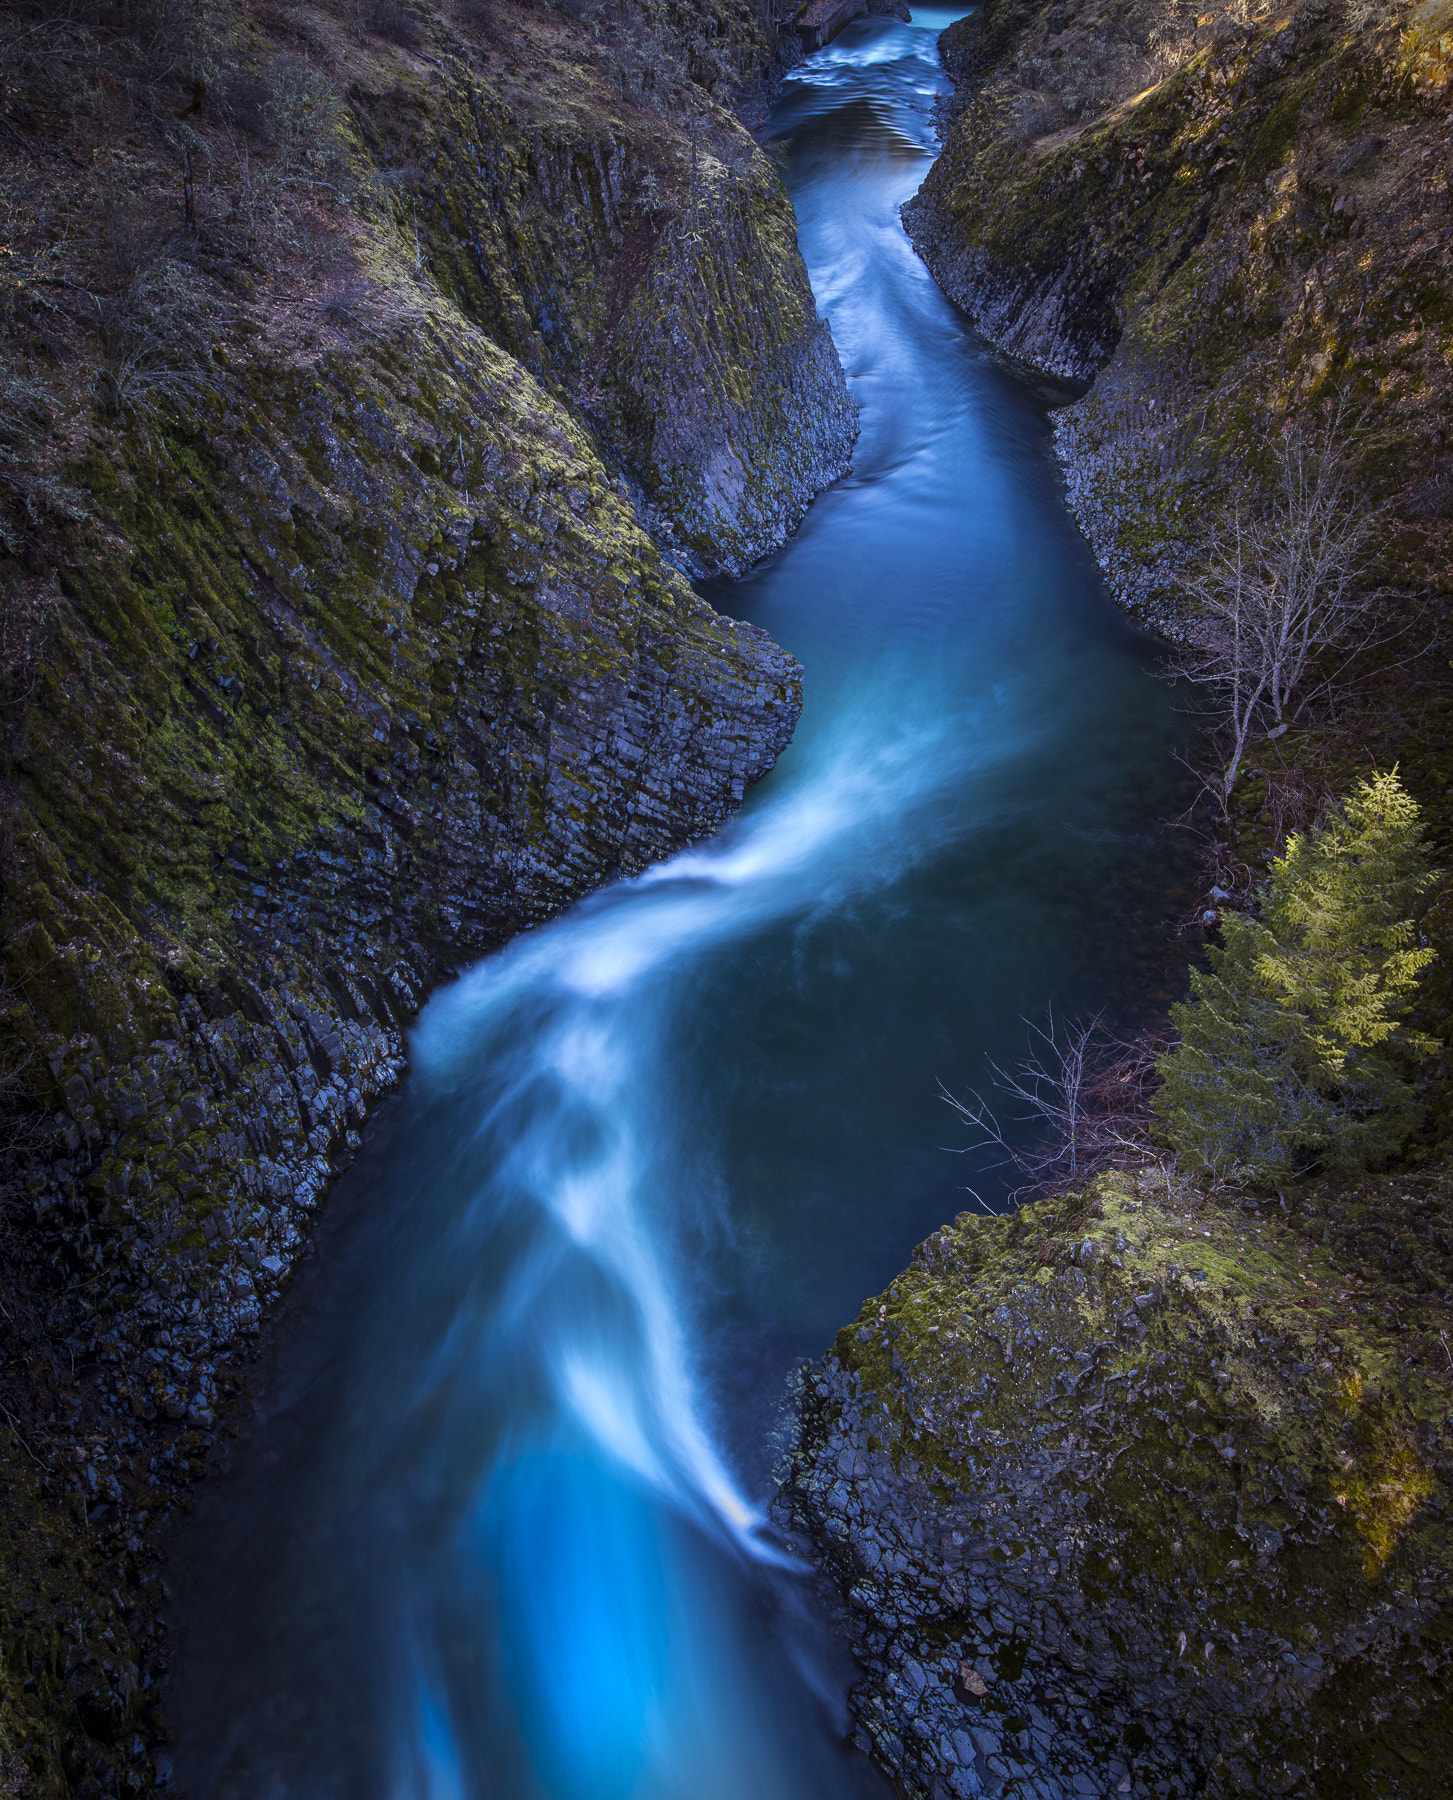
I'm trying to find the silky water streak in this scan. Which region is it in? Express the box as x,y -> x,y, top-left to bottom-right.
172,13 -> 1191,1799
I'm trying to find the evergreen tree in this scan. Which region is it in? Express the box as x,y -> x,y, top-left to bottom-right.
1155,770 -> 1438,1180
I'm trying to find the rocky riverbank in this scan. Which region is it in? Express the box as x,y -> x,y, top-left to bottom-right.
778,1165 -> 1453,1798
0,0 -> 851,1786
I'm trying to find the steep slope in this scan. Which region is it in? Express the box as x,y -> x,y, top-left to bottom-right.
0,0 -> 849,1787
904,0 -> 1453,635
382,44 -> 858,576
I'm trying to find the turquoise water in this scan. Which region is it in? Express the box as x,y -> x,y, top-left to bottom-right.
171,14 -> 1192,1796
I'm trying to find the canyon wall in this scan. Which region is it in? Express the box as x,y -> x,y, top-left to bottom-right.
904,0 -> 1453,635
0,0 -> 850,1787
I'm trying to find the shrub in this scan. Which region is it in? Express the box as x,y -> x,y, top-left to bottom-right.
91,257 -> 219,425
1167,405 -> 1382,796
1154,769 -> 1439,1181
262,53 -> 348,187
222,73 -> 274,139
0,375 -> 90,558
120,0 -> 233,96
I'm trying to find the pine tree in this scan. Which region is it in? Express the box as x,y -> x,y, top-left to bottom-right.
1154,770 -> 1439,1180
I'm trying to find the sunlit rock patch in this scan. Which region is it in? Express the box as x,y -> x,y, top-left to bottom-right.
905,0 -> 1453,639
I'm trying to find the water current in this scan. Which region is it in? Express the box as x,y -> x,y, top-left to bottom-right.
173,14 -> 1195,1796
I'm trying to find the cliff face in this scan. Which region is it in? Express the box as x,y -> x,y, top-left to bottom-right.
904,0 -> 1453,633
15,301 -> 801,1377
597,141 -> 859,576
380,73 -> 858,577
0,0 -> 847,1787
779,1168 -> 1453,1799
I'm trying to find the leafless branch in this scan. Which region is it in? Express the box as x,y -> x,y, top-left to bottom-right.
941,1013 -> 1163,1203
1164,398 -> 1407,795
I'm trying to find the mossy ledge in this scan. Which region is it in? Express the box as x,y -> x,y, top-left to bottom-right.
778,1166 -> 1453,1798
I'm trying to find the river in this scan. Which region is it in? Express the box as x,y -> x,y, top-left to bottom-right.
171,13 -> 1192,1796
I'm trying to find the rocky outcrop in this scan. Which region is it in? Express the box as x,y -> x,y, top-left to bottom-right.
797,0 -> 870,53
791,0 -> 912,57
1,289 -> 801,1795
597,139 -> 859,576
387,71 -> 857,579
902,0 -> 1453,632
14,298 -> 801,1376
779,1168 -> 1453,1799
0,0 -> 846,1400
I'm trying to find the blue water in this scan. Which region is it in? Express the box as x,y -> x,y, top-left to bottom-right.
171,14 -> 1191,1796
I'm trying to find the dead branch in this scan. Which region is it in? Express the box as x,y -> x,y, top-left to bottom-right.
941,1013 -> 1164,1203
1164,398 -> 1403,795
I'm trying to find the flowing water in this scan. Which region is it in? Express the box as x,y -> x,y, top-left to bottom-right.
172,15 -> 1195,1796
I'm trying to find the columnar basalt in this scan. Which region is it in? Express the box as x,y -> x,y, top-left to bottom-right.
0,0 -> 844,1784
904,0 -> 1453,635
380,72 -> 858,578
779,1169 -> 1453,1799
15,301 -> 803,1375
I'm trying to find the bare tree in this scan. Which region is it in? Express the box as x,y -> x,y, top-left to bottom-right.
1168,407 -> 1385,794
941,1013 -> 1159,1202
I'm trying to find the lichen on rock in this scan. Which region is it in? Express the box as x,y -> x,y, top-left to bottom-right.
779,1165 -> 1453,1797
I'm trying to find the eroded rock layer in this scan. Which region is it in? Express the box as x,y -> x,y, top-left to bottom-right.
396,78 -> 859,577
18,301 -> 801,1375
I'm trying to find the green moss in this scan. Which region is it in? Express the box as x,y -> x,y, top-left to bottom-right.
814,1156 -> 1453,1789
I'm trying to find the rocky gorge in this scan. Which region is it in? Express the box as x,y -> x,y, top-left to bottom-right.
903,0 -> 1453,636
779,1 -> 1453,1795
0,0 -> 861,1786
2,0 -> 1451,1796
780,1166 -> 1453,1798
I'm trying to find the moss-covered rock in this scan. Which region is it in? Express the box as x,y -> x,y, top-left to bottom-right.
904,0 -> 1453,637
0,278 -> 803,1800
353,16 -> 857,578
8,282 -> 804,1344
779,1164 -> 1453,1797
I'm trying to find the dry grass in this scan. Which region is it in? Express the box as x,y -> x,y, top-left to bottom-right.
0,0 -> 428,553
0,0 -> 771,579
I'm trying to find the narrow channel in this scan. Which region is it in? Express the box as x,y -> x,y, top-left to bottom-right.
172,14 -> 1191,1795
